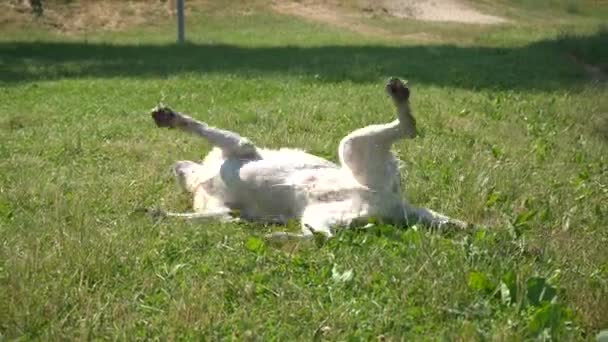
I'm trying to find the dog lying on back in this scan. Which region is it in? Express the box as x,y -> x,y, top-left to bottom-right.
149,78 -> 466,239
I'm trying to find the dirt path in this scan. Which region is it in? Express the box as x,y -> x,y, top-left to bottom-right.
379,0 -> 507,24
272,0 -> 507,40
272,1 -> 400,39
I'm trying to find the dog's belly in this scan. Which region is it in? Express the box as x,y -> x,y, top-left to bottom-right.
234,160 -> 349,221
199,154 -> 355,222
196,147 -> 404,224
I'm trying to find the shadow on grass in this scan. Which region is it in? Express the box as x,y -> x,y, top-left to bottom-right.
0,30 -> 606,90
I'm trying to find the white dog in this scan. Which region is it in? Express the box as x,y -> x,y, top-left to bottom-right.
150,78 -> 466,239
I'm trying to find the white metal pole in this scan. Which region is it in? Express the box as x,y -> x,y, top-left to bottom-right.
177,0 -> 185,43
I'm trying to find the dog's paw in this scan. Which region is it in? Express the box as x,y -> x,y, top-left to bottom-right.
385,77 -> 410,102
449,219 -> 469,230
264,232 -> 290,242
146,207 -> 167,221
151,105 -> 178,128
220,216 -> 242,224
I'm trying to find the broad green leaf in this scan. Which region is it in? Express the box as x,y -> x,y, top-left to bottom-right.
499,282 -> 512,305
468,271 -> 494,293
501,271 -> 518,305
514,209 -> 537,229
526,277 -> 557,307
245,237 -> 265,253
486,191 -> 503,207
527,302 -> 570,337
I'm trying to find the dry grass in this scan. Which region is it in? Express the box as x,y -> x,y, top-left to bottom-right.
0,0 -> 205,35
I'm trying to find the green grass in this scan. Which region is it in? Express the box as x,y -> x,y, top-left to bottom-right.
1,1 -> 607,340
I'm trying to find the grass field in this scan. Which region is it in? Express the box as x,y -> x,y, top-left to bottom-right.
1,0 -> 607,340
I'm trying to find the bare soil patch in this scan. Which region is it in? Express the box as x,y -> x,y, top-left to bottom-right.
272,1 -> 399,39
377,0 -> 507,24
272,0 -> 508,35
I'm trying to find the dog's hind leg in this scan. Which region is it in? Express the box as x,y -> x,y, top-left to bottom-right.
263,219 -> 322,242
338,78 -> 416,190
407,206 -> 468,230
149,207 -> 238,223
151,106 -> 261,160
265,202 -> 365,241
263,206 -> 334,242
264,230 -> 314,241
